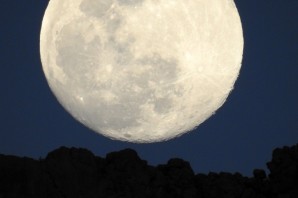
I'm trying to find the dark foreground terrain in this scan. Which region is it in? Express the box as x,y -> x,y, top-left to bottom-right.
0,144 -> 297,198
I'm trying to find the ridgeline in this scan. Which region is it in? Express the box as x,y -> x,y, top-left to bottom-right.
1,144 -> 297,198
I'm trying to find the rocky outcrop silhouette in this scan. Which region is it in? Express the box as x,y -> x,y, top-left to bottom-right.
0,144 -> 297,198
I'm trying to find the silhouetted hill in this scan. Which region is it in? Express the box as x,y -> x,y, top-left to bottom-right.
0,144 -> 297,198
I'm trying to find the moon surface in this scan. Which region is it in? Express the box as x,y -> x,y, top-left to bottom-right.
40,0 -> 243,143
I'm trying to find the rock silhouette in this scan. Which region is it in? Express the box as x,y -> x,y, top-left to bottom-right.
0,144 -> 297,198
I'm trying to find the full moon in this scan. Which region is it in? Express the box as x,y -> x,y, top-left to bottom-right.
40,0 -> 243,143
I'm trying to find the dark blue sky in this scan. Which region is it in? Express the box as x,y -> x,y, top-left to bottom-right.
0,0 -> 297,176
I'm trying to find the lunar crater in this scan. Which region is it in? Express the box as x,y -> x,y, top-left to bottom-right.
117,0 -> 144,7
80,0 -> 115,18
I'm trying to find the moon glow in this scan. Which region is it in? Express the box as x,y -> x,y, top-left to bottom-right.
40,0 -> 243,143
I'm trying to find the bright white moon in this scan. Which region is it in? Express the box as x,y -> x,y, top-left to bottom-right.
40,0 -> 243,143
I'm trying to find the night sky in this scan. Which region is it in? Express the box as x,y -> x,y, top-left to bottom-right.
1,0 -> 297,176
